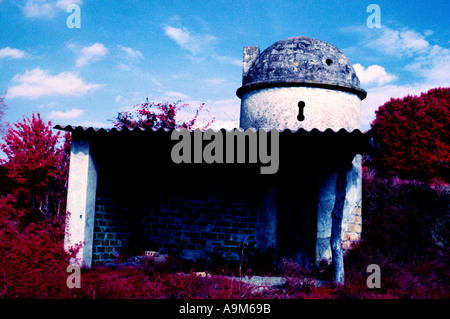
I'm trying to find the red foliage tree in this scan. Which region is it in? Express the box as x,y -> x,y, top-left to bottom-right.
113,101 -> 214,130
0,111 -> 75,298
366,87 -> 450,182
0,113 -> 70,220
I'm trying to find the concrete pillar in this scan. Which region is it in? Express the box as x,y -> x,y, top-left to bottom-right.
64,136 -> 97,268
315,155 -> 362,266
315,170 -> 336,264
342,155 -> 362,248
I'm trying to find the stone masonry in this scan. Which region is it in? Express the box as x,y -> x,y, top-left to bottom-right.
92,190 -> 257,264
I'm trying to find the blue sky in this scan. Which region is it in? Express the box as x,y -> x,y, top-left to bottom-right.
1,0 -> 449,135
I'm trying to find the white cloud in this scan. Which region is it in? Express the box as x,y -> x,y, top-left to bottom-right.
23,0 -> 55,18
22,0 -> 82,18
150,78 -> 162,87
211,98 -> 240,122
351,26 -> 450,87
55,0 -> 82,10
163,22 -> 240,67
76,43 -> 108,68
396,30 -> 430,54
75,120 -> 110,128
164,25 -> 217,56
212,98 -> 240,115
117,63 -> 131,71
115,45 -> 144,72
49,108 -> 84,120
164,91 -> 190,100
8,68 -> 103,99
114,95 -> 123,103
406,45 -> 450,83
366,27 -> 430,57
0,47 -> 28,59
117,45 -> 143,59
113,91 -> 148,110
343,24 -> 450,130
353,63 -> 397,86
164,26 -> 189,44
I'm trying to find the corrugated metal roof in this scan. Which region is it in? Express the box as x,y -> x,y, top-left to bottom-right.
54,124 -> 372,154
54,124 -> 368,136
54,124 -> 170,133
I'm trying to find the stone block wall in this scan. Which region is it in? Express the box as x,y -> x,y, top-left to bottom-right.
342,205 -> 362,249
92,191 -> 257,264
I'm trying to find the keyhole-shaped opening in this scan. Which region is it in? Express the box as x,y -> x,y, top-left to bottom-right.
297,101 -> 305,121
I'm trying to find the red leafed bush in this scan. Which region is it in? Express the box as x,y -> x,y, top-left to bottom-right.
0,111 -> 75,298
113,101 -> 214,130
366,87 -> 450,182
361,167 -> 449,260
0,113 -> 70,221
54,267 -> 247,299
346,168 -> 450,298
0,197 -> 77,298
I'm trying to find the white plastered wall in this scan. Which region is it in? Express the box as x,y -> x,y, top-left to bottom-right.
240,86 -> 361,131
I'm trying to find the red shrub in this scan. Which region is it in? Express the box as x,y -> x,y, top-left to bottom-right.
367,87 -> 450,182
0,208 -> 76,298
113,101 -> 214,130
0,113 -> 70,221
58,267 -> 247,299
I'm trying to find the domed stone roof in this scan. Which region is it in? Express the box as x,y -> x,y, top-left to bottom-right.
236,36 -> 366,99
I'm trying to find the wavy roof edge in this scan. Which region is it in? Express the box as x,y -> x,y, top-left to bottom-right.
54,125 -> 369,135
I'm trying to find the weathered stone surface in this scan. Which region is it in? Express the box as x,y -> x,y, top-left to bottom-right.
237,36 -> 366,99
243,46 -> 260,77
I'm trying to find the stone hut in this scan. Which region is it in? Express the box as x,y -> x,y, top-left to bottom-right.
59,36 -> 369,270
236,36 -> 367,269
